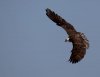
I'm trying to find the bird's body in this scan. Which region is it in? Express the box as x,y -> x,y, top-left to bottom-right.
46,8 -> 89,64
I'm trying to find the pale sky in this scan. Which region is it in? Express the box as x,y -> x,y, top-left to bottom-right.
0,0 -> 100,77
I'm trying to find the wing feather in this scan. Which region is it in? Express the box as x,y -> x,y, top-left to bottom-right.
69,43 -> 86,63
46,8 -> 77,35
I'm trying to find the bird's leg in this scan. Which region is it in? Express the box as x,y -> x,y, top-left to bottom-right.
65,37 -> 69,42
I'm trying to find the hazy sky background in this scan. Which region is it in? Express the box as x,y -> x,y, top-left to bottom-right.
0,0 -> 100,77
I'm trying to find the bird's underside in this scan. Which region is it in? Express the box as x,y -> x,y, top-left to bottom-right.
46,8 -> 89,64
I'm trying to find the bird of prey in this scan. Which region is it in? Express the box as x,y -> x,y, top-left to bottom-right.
46,8 -> 89,64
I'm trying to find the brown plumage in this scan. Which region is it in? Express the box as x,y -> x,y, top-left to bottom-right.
46,8 -> 89,64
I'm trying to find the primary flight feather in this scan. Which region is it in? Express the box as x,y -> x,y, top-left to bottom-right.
46,8 -> 89,64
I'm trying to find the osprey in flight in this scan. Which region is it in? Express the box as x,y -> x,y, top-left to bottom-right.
46,8 -> 89,64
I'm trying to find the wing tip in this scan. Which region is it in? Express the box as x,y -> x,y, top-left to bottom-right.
69,59 -> 80,64
69,53 -> 85,64
46,8 -> 51,13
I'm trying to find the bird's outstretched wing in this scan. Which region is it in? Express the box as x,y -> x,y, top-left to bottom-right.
46,8 -> 77,36
68,32 -> 88,63
46,8 -> 89,64
69,45 -> 86,63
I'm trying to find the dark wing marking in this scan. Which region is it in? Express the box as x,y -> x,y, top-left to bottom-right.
69,46 -> 86,63
46,8 -> 77,35
69,32 -> 89,63
69,33 -> 87,63
45,8 -> 89,64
